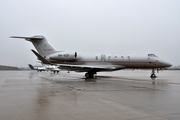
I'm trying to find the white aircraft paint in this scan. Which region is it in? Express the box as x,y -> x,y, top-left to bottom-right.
11,35 -> 172,78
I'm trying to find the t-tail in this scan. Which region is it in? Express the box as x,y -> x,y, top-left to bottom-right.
10,35 -> 58,57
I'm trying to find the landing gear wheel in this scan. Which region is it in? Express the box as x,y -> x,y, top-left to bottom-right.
150,74 -> 156,78
85,72 -> 96,78
85,73 -> 90,78
150,69 -> 157,78
89,73 -> 94,78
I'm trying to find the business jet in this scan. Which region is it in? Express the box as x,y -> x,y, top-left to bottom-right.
11,35 -> 172,78
28,64 -> 45,72
28,64 -> 60,73
44,64 -> 60,73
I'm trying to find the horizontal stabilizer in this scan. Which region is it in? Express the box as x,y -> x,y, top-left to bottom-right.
10,36 -> 43,40
31,49 -> 53,65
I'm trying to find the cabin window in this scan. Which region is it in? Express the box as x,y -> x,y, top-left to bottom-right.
108,56 -> 111,60
127,56 -> 130,60
95,56 -> 98,60
75,52 -> 77,58
121,56 -> 124,59
115,56 -> 117,59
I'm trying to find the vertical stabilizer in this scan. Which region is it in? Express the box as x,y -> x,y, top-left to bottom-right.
28,64 -> 34,70
11,35 -> 57,57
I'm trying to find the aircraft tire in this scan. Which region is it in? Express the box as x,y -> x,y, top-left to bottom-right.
150,74 -> 156,78
85,72 -> 94,78
85,73 -> 90,78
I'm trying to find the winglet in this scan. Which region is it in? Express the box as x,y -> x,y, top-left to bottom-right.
31,49 -> 53,65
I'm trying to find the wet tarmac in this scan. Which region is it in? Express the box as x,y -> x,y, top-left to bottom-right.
0,70 -> 180,120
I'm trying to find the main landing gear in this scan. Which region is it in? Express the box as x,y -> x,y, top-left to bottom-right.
150,69 -> 157,78
85,71 -> 97,78
53,71 -> 59,73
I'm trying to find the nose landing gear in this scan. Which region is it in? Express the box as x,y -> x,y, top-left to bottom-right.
151,69 -> 157,78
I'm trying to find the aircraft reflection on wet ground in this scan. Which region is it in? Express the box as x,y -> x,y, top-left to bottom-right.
0,70 -> 180,120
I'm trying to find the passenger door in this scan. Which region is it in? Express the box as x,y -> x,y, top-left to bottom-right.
101,54 -> 106,62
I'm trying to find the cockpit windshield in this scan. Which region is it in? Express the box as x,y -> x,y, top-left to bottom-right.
148,54 -> 158,57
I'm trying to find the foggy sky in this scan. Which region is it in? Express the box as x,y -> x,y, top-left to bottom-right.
0,0 -> 180,67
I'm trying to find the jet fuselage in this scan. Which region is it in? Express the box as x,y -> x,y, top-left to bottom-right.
46,51 -> 171,70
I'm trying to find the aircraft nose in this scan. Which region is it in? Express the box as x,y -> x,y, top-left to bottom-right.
160,61 -> 172,67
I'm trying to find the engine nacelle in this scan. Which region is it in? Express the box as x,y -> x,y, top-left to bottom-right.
49,52 -> 77,61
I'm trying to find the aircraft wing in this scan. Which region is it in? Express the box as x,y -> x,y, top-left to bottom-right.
57,64 -> 126,72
